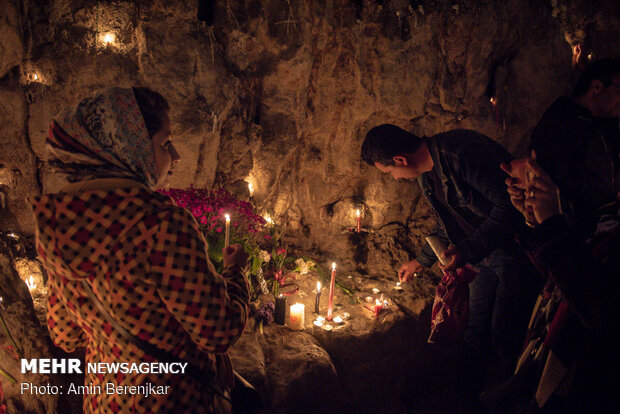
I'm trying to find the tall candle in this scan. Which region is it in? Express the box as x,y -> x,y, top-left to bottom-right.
224,214 -> 230,247
315,281 -> 322,314
356,209 -> 361,233
289,303 -> 305,330
275,295 -> 286,325
327,262 -> 336,321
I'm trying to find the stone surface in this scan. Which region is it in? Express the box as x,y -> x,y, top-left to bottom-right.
0,1 -> 620,412
0,235 -> 81,414
230,268 -> 437,412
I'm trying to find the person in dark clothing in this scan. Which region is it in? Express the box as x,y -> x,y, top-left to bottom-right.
530,58 -> 620,220
497,158 -> 620,413
361,125 -> 540,384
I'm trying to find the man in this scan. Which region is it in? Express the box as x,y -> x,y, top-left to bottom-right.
530,58 -> 620,220
361,124 -> 539,381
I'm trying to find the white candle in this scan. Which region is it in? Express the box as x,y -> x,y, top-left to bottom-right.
289,303 -> 305,330
224,214 -> 230,247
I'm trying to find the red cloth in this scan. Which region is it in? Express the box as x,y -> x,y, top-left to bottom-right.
428,265 -> 478,343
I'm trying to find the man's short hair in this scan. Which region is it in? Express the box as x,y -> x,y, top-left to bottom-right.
573,58 -> 620,97
361,124 -> 422,166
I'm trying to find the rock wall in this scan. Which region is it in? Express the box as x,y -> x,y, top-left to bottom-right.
1,0 -> 619,412
2,0 -> 619,273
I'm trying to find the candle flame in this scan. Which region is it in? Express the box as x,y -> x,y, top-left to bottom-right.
103,32 -> 115,45
248,182 -> 254,195
264,215 -> 273,225
490,97 -> 496,105
375,298 -> 381,305
356,209 -> 360,217
332,262 -> 336,270
224,214 -> 230,222
26,276 -> 36,291
317,281 -> 321,291
33,73 -> 39,81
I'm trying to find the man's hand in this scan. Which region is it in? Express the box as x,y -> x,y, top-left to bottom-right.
223,244 -> 249,269
523,160 -> 561,224
501,162 -> 537,225
439,245 -> 465,272
398,259 -> 423,283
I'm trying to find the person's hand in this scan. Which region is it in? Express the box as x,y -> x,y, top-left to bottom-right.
439,245 -> 464,272
222,244 -> 249,269
398,259 -> 423,283
523,160 -> 561,224
501,161 -> 537,225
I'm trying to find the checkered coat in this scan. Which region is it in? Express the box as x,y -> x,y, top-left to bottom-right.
32,187 -> 249,413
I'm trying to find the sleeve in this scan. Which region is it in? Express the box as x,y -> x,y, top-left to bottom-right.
453,144 -> 522,264
534,215 -> 619,333
47,289 -> 87,352
149,207 -> 249,354
415,221 -> 449,268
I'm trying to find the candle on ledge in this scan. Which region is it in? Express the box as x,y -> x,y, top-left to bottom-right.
289,303 -> 305,330
373,298 -> 383,318
315,280 -> 322,314
275,294 -> 286,325
356,209 -> 361,233
224,214 -> 231,247
327,262 -> 336,321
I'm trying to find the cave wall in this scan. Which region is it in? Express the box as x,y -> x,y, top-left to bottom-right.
1,0 -> 619,271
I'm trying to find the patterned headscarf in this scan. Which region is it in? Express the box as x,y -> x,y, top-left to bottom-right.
46,87 -> 158,189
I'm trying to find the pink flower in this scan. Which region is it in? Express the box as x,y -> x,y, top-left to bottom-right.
216,227 -> 222,233
277,248 -> 286,255
265,235 -> 272,240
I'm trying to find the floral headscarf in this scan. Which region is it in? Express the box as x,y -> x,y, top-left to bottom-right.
46,87 -> 158,189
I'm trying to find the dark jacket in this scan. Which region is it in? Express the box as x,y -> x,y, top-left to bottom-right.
530,97 -> 619,219
415,129 -> 524,266
516,208 -> 620,413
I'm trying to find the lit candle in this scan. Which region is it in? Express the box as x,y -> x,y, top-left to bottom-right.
264,215 -> 273,226
315,281 -> 322,314
103,32 -> 115,45
373,298 -> 383,318
327,262 -> 336,321
356,209 -> 361,233
248,182 -> 254,196
289,303 -> 305,330
333,315 -> 343,324
224,214 -> 230,247
26,276 -> 36,292
274,295 -> 286,325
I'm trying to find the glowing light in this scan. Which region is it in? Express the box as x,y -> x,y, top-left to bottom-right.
317,281 -> 321,292
248,182 -> 254,196
224,213 -> 230,223
333,315 -> 343,324
356,209 -> 360,217
264,215 -> 273,225
103,32 -> 116,45
490,97 -> 496,105
332,262 -> 336,271
26,276 -> 36,292
7,233 -> 17,239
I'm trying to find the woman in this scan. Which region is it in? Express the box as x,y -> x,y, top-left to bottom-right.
32,87 -> 249,413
